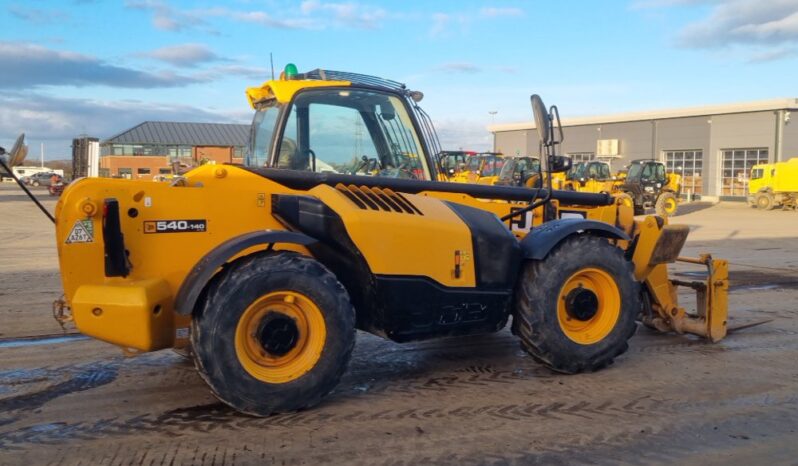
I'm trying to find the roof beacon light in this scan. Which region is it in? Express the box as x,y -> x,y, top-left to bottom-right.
284,63 -> 298,80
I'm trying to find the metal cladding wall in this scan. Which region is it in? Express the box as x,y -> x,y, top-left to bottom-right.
492,105 -> 797,198
494,131 -> 528,157
780,113 -> 798,160
707,111 -> 775,196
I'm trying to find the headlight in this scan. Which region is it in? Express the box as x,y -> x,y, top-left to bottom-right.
656,183 -> 662,188
644,186 -> 654,192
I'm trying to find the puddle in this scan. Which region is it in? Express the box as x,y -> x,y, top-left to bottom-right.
0,334 -> 89,349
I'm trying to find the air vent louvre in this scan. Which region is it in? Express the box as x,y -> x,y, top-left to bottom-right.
335,184 -> 422,215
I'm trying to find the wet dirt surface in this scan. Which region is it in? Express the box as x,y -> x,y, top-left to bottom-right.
1,186 -> 798,465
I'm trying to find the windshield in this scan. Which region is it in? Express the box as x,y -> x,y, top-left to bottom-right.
247,106 -> 281,167
272,89 -> 430,179
588,163 -> 611,180
627,163 -> 643,181
567,162 -> 586,180
499,157 -> 539,180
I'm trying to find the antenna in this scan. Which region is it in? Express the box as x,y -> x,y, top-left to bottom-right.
270,53 -> 275,80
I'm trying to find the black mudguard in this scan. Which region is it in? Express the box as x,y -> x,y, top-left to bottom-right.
520,218 -> 630,260
174,230 -> 316,315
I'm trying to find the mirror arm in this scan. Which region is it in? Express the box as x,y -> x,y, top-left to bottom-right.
0,157 -> 55,224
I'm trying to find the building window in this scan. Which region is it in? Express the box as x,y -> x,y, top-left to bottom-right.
234,146 -> 244,159
567,152 -> 595,163
159,168 -> 171,174
117,168 -> 132,179
663,150 -> 703,196
137,168 -> 151,175
721,148 -> 768,196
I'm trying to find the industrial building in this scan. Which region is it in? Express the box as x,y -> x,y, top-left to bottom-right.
489,98 -> 798,200
100,121 -> 249,179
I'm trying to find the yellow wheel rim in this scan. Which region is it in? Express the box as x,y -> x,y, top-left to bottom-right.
234,291 -> 326,384
664,198 -> 677,214
557,268 -> 621,345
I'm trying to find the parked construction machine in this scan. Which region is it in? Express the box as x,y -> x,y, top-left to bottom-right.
48,67 -> 728,416
562,160 -> 617,193
618,159 -> 681,217
494,156 -> 542,188
449,152 -> 504,184
437,150 -> 476,181
748,157 -> 798,210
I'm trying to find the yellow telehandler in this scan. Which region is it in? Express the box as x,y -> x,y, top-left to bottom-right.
44,66 -> 729,416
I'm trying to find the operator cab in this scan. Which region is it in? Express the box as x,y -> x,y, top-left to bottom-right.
247,68 -> 438,180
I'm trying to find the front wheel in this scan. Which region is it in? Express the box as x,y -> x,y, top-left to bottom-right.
512,236 -> 638,373
655,192 -> 678,217
755,192 -> 775,210
191,252 -> 355,416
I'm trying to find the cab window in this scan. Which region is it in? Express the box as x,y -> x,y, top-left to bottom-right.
655,164 -> 666,182
751,168 -> 763,180
274,89 -> 430,180
641,163 -> 654,180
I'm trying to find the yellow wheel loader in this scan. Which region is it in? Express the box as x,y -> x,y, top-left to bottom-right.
43,67 -> 729,417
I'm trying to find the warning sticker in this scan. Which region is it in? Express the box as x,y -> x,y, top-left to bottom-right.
66,219 -> 94,244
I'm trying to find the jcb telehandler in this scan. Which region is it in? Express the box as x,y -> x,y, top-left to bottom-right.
618,159 -> 681,217
562,160 -> 617,194
47,67 -> 729,416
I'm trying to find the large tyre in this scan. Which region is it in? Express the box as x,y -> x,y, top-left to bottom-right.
191,252 -> 355,416
755,192 -> 775,210
32,180 -> 40,187
655,192 -> 678,217
512,236 -> 638,373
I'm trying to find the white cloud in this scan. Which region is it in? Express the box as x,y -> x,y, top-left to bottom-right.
479,7 -> 523,18
0,91 -> 244,157
747,46 -> 798,63
673,0 -> 798,48
0,41 -> 207,89
437,62 -> 482,74
300,1 -> 387,29
7,4 -> 69,23
139,43 -> 223,67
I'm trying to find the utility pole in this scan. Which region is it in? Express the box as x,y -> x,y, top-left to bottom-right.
40,142 -> 44,168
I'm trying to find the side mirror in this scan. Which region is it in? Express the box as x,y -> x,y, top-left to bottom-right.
548,155 -> 571,173
1,134 -> 28,167
531,95 -> 551,146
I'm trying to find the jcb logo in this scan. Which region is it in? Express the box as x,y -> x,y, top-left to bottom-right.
508,207 -> 533,232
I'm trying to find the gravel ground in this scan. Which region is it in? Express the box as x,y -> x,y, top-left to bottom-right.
1,183 -> 797,465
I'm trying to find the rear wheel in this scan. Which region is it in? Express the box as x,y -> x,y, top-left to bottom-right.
191,252 -> 355,416
512,236 -> 638,373
755,192 -> 775,210
655,192 -> 678,217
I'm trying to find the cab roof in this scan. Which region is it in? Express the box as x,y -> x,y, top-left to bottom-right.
246,68 -> 416,108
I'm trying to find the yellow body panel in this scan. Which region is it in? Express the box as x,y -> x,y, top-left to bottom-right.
749,157 -> 798,194
308,184 -> 477,287
71,278 -> 172,351
246,79 -> 351,107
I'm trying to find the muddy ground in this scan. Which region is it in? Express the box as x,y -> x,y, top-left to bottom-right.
1,184 -> 797,465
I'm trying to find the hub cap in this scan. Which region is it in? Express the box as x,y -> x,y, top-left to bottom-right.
235,291 -> 326,384
557,268 -> 621,345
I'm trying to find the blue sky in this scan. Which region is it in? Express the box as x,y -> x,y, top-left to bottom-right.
2,0 -> 798,159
